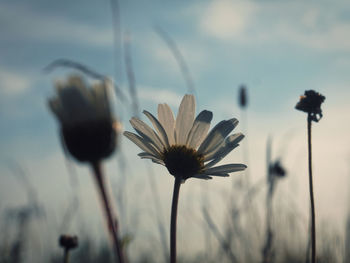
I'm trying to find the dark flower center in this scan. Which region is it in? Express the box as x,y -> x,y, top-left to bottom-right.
162,145 -> 204,180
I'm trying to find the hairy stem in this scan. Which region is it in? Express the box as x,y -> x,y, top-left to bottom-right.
170,177 -> 182,263
92,162 -> 124,263
307,116 -> 316,263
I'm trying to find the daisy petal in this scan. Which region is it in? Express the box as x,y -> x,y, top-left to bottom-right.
192,174 -> 213,180
138,152 -> 159,158
130,117 -> 165,152
143,110 -> 170,147
203,164 -> 247,175
186,110 -> 213,149
151,159 -> 165,165
124,131 -> 160,157
204,133 -> 244,162
206,173 -> 229,177
175,94 -> 195,145
204,144 -> 240,168
198,118 -> 238,155
158,103 -> 175,145
226,133 -> 245,145
138,152 -> 165,165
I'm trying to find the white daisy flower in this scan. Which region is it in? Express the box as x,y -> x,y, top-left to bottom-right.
48,75 -> 117,163
124,94 -> 246,181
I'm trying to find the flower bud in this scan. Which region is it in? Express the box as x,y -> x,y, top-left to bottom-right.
49,75 -> 118,163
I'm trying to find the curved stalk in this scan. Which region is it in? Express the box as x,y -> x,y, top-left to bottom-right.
91,162 -> 124,263
307,116 -> 316,263
170,177 -> 182,263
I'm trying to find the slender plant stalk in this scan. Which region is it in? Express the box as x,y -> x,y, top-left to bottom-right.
154,26 -> 196,96
202,208 -> 238,263
63,248 -> 69,263
307,116 -> 316,263
262,190 -> 274,263
147,166 -> 169,262
170,177 -> 182,263
91,162 -> 124,263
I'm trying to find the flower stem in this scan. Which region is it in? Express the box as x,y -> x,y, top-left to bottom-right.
170,177 -> 182,263
91,162 -> 124,263
63,248 -> 69,263
307,116 -> 316,263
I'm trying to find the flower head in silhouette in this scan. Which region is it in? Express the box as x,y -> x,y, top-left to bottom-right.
48,75 -> 118,163
124,94 -> 246,181
295,90 -> 325,122
59,235 -> 78,250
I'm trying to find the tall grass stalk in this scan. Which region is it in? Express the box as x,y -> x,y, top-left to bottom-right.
262,137 -> 274,263
147,165 -> 169,262
154,25 -> 196,96
262,188 -> 274,263
203,207 -> 238,263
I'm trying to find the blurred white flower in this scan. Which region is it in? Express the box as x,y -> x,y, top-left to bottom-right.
48,75 -> 117,163
124,94 -> 246,181
49,75 -> 112,126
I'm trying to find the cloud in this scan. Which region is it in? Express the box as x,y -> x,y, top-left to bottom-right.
0,69 -> 33,96
198,0 -> 256,40
195,1 -> 350,52
275,17 -> 350,51
0,3 -> 113,47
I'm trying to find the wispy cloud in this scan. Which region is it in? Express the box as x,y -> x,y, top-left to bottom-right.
194,1 -> 350,52
0,3 -> 113,47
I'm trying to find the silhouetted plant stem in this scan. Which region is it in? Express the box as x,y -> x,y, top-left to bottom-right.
307,115 -> 316,263
63,248 -> 69,263
170,177 -> 182,263
262,190 -> 274,263
91,162 -> 124,263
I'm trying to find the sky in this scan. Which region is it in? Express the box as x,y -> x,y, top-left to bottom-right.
0,0 -> 350,261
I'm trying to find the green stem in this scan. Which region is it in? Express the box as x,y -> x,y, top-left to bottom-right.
170,177 -> 182,263
92,162 -> 124,263
307,116 -> 316,263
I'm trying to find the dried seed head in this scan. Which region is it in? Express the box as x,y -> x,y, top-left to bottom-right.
295,90 -> 325,122
238,85 -> 248,108
59,235 -> 78,250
